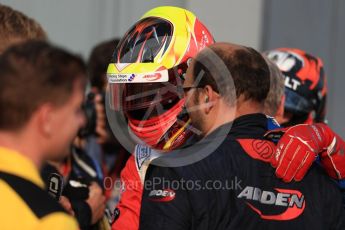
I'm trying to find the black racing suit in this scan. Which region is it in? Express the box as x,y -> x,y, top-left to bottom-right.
139,113 -> 345,230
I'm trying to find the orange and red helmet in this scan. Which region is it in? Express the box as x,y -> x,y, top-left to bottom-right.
265,48 -> 327,126
107,6 -> 214,149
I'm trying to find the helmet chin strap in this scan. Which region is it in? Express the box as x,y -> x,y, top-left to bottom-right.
128,99 -> 186,147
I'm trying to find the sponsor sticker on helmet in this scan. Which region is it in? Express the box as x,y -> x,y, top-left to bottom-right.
107,65 -> 169,83
142,73 -> 162,81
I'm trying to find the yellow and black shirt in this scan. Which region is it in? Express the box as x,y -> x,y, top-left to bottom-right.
0,147 -> 78,230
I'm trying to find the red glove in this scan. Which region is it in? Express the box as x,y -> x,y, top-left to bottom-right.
266,123 -> 345,182
317,124 -> 345,179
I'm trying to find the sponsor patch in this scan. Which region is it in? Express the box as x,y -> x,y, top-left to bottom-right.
135,145 -> 152,170
238,186 -> 305,221
149,189 -> 176,202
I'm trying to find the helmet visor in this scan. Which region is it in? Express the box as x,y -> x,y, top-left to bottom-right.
114,17 -> 173,64
107,66 -> 185,120
284,88 -> 313,115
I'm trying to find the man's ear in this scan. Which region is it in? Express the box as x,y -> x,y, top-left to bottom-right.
36,103 -> 55,137
203,85 -> 215,114
275,95 -> 286,124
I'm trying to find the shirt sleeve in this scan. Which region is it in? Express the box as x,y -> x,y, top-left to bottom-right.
112,155 -> 143,230
139,165 -> 192,230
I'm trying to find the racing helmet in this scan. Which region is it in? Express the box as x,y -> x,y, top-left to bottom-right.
106,6 -> 214,149
265,48 -> 327,126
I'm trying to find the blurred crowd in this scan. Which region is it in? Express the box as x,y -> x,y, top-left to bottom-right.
0,4 -> 129,230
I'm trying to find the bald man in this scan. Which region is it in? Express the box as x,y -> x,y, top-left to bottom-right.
139,43 -> 345,230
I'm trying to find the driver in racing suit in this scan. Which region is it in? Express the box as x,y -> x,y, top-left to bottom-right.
263,48 -> 345,187
107,6 -> 214,229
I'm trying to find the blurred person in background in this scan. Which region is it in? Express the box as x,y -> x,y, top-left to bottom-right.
0,41 -> 83,230
0,3 -> 46,54
42,142 -> 108,230
88,38 -> 120,95
0,4 -> 77,228
40,40 -> 119,229
41,51 -> 110,229
0,4 -> 108,229
0,1 -> 81,222
87,38 -> 130,211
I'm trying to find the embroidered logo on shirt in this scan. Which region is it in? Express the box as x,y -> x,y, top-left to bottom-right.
148,189 -> 176,202
238,186 -> 305,221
